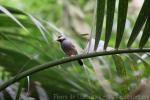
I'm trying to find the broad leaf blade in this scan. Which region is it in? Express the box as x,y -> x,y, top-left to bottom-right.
139,15 -> 150,48
115,0 -> 128,48
104,0 -> 116,49
127,0 -> 150,47
94,0 -> 106,51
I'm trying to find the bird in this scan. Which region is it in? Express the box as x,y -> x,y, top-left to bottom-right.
57,35 -> 83,66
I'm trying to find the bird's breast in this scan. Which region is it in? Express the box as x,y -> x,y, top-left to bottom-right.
61,40 -> 77,56
61,40 -> 72,49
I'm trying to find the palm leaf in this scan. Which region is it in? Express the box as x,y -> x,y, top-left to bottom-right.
127,0 -> 150,47
15,79 -> 26,100
104,0 -> 116,49
0,5 -> 27,31
94,0 -> 106,51
0,5 -> 25,15
115,0 -> 128,48
112,55 -> 127,79
28,14 -> 49,44
0,15 -> 34,28
139,15 -> 150,48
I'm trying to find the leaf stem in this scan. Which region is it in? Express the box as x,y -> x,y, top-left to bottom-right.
0,48 -> 150,91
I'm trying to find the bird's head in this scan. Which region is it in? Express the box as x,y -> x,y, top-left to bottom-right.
57,35 -> 66,42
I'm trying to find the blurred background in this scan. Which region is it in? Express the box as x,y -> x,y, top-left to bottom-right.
0,0 -> 150,100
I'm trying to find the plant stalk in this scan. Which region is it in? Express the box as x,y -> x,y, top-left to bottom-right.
0,48 -> 150,91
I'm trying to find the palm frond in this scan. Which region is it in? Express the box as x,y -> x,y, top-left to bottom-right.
104,0 -> 116,49
0,5 -> 27,31
94,0 -> 106,51
127,0 -> 150,47
139,15 -> 150,48
112,55 -> 127,79
115,0 -> 128,48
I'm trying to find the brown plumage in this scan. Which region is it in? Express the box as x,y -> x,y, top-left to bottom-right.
57,35 -> 83,66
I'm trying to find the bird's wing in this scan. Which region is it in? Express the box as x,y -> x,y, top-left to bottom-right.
64,42 -> 77,56
69,43 -> 78,55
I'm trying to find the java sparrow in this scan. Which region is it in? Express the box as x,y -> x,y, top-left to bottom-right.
57,35 -> 83,66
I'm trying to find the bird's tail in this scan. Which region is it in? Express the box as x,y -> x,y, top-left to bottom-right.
78,59 -> 83,66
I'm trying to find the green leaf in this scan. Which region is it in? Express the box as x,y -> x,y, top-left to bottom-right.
0,5 -> 25,15
0,15 -> 34,28
0,47 -> 39,74
115,0 -> 128,48
127,0 -> 150,47
0,5 -> 28,31
94,0 -> 106,51
139,15 -> 150,48
28,14 -> 49,44
112,55 -> 128,94
0,31 -> 44,42
133,54 -> 150,67
0,33 -> 52,59
104,0 -> 116,49
112,55 -> 127,78
15,78 -> 26,100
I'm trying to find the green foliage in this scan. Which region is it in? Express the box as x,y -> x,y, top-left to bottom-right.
15,78 -> 26,100
94,0 -> 105,51
0,0 -> 150,99
104,0 -> 116,49
127,0 -> 150,47
139,15 -> 150,48
112,55 -> 127,79
115,0 -> 128,48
